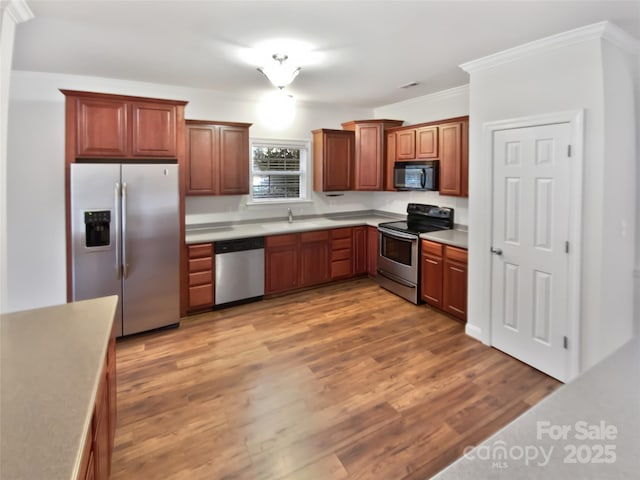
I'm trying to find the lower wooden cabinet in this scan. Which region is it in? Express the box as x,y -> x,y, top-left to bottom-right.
264,226 -> 370,296
421,241 -> 444,307
367,226 -> 378,277
420,239 -> 467,321
443,245 -> 468,320
300,230 -> 331,287
331,228 -> 354,280
352,226 -> 367,276
187,243 -> 214,312
78,330 -> 116,480
265,234 -> 300,294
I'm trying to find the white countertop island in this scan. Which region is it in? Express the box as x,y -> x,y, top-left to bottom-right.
0,296 -> 118,480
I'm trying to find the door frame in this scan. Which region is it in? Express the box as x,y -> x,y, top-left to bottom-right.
484,110 -> 584,381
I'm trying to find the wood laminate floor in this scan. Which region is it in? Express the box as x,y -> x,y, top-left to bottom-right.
111,278 -> 560,480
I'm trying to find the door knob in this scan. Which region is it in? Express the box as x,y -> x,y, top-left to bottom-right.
490,247 -> 503,256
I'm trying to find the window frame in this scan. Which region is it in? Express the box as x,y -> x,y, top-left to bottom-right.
247,138 -> 311,205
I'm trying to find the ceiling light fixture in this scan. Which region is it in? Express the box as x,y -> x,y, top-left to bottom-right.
257,54 -> 301,89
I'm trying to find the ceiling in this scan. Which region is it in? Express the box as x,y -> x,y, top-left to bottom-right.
12,0 -> 640,108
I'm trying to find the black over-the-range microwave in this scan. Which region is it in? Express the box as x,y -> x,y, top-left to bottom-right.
393,161 -> 439,191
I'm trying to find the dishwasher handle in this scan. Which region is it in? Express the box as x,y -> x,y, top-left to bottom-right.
215,237 -> 265,254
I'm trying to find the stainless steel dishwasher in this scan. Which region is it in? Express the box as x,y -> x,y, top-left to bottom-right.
215,237 -> 265,306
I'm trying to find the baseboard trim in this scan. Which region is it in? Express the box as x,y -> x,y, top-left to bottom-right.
465,323 -> 486,344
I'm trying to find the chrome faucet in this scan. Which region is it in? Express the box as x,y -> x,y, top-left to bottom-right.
287,208 -> 293,223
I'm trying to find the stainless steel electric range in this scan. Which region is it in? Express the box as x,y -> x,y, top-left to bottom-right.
377,203 -> 454,303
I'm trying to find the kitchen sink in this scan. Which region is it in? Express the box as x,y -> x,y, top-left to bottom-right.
261,222 -> 322,231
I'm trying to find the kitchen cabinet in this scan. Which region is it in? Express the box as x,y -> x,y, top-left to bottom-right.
300,230 -> 331,287
393,125 -> 438,162
341,120 -> 403,191
443,245 -> 468,320
78,327 -> 116,480
438,120 -> 469,197
131,101 -> 178,157
385,132 -> 396,191
187,243 -> 214,311
312,129 -> 354,191
367,226 -> 378,277
63,90 -> 186,159
385,116 -> 468,197
420,240 -> 444,307
352,226 -> 367,275
185,120 -> 251,196
75,96 -> 128,157
331,227 -> 354,279
265,234 -> 300,294
420,239 -> 467,321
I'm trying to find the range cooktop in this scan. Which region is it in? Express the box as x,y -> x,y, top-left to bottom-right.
378,203 -> 455,235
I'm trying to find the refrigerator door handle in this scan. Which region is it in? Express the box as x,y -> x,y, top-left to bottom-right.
122,182 -> 129,279
114,182 -> 122,280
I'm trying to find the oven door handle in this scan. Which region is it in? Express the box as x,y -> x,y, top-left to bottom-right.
377,269 -> 417,289
378,227 -> 419,242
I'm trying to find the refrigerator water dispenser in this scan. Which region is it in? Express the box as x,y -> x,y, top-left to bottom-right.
84,210 -> 111,247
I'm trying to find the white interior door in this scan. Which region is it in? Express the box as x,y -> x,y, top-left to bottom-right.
491,122 -> 572,381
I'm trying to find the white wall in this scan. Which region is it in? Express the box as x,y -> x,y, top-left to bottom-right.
465,33 -> 637,373
6,71 -> 373,312
635,53 -> 640,336
371,85 -> 470,225
0,0 -> 32,313
600,41 -> 637,357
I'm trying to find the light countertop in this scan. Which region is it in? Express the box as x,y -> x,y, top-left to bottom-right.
185,214 -> 401,244
433,338 -> 640,479
0,296 -> 118,480
420,229 -> 468,249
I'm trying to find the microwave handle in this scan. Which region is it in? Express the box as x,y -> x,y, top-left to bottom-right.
420,168 -> 426,188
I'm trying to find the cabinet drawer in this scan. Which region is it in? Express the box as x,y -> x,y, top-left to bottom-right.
301,229 -> 330,243
445,245 -> 468,264
188,243 -> 213,259
189,284 -> 213,307
332,259 -> 352,278
189,271 -> 212,287
188,257 -> 212,273
332,238 -> 352,251
332,248 -> 351,261
331,228 -> 352,240
266,233 -> 298,248
421,239 -> 443,257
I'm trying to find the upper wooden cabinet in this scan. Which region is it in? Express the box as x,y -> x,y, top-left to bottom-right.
393,125 -> 438,162
131,102 -> 177,157
312,129 -> 354,192
185,120 -> 251,196
62,90 -> 187,160
416,126 -> 438,159
387,116 -> 469,197
341,120 -> 403,191
396,129 -> 416,160
438,120 -> 469,197
76,97 -> 128,157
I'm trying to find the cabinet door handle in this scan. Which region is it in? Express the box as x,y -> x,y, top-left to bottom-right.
490,247 -> 503,256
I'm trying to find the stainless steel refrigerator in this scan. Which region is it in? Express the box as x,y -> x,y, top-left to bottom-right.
70,163 -> 180,337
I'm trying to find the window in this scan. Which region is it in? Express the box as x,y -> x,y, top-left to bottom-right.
250,139 -> 308,203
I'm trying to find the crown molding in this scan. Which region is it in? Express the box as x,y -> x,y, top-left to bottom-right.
3,0 -> 34,24
376,84 -> 469,109
460,21 -> 639,74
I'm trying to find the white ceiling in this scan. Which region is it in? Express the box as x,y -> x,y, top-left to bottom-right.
12,0 -> 640,108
